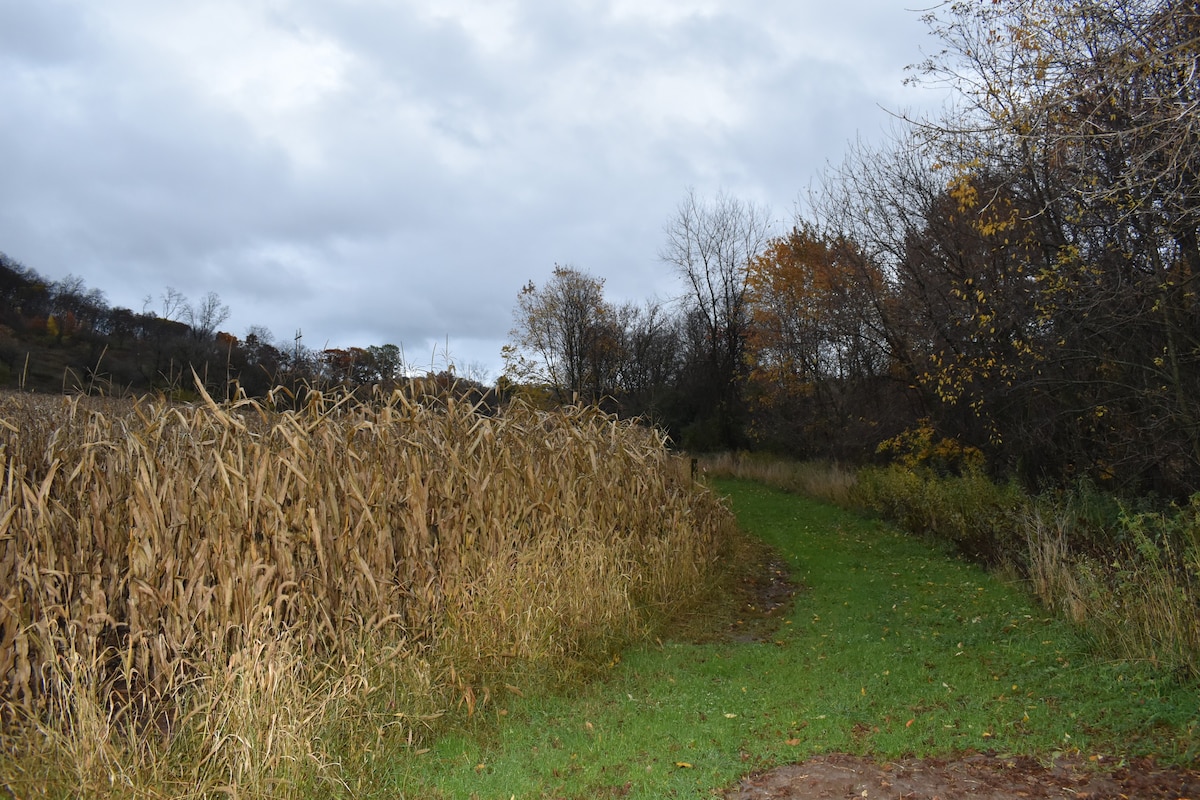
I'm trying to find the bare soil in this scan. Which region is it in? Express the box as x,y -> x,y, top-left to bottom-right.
724,751 -> 1200,799
713,538 -> 1200,800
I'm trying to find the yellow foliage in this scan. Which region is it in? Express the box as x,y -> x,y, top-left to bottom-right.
877,418 -> 985,474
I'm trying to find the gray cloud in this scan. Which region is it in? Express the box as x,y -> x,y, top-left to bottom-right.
0,0 -> 944,378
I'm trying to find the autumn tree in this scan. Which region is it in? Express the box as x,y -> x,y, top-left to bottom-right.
661,188 -> 773,449
744,225 -> 893,455
367,343 -> 405,382
503,265 -> 620,405
914,0 -> 1198,235
319,348 -> 351,385
48,274 -> 107,333
907,0 -> 1200,492
749,0 -> 1200,489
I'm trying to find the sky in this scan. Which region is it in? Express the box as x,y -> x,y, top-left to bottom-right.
0,1 -> 946,381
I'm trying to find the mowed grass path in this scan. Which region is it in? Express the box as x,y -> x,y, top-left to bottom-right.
389,479 -> 1198,799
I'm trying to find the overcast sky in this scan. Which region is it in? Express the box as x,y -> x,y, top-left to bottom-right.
0,1 -> 945,380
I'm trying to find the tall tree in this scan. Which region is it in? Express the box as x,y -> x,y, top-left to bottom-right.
661,188 -> 773,448
612,299 -> 683,423
503,265 -> 619,405
366,343 -> 405,382
744,225 -> 892,455
907,0 -> 1200,492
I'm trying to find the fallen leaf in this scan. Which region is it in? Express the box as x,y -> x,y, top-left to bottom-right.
785,738 -> 801,746
675,762 -> 693,769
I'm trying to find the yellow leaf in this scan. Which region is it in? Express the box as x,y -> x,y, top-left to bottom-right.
675,762 -> 693,769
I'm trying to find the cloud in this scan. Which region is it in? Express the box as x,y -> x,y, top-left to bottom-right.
0,0 -> 944,376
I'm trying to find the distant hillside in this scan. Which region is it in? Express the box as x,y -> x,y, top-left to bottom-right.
0,251 -> 292,398
0,251 -> 493,405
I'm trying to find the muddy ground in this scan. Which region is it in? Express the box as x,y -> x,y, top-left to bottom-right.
724,751 -> 1199,799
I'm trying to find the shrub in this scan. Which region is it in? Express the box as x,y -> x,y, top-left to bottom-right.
852,464 -> 1027,565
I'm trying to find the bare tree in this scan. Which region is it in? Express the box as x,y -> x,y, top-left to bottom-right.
49,273 -> 107,330
612,299 -> 682,421
186,291 -> 230,341
143,286 -> 189,321
661,188 -> 773,446
461,360 -> 492,386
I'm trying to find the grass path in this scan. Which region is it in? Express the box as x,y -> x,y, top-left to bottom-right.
389,479 -> 1198,798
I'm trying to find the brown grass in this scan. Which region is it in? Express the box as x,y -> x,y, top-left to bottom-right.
0,385 -> 735,797
1022,507 -> 1090,624
696,452 -> 857,507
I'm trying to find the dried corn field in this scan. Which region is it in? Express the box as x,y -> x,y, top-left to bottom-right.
0,387 -> 735,796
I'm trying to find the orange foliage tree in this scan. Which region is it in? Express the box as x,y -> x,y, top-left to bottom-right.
744,225 -> 895,456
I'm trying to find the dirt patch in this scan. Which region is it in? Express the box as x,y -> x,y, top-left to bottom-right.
724,752 -> 1200,799
671,530 -> 800,646
723,552 -> 797,643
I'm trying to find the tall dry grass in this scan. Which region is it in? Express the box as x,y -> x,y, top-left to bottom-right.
1029,502 -> 1200,679
851,463 -> 1200,680
696,452 -> 857,507
1021,507 -> 1090,624
0,386 -> 735,797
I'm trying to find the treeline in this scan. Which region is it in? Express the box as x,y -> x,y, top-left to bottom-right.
502,190 -> 774,452
504,0 -> 1200,498
0,253 -> 490,404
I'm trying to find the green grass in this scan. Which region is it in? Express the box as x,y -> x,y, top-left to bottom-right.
377,479 -> 1199,798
